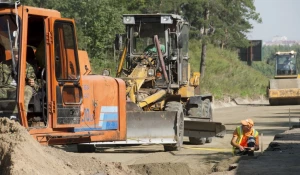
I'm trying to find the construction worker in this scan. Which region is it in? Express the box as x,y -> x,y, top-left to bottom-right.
0,44 -> 38,120
144,38 -> 165,54
231,118 -> 259,156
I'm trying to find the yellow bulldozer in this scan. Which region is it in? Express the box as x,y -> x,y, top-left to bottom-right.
268,50 -> 300,105
115,14 -> 226,150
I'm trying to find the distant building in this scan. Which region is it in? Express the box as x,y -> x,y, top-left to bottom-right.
272,36 -> 287,42
263,36 -> 300,46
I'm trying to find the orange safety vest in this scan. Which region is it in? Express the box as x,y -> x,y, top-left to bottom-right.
234,125 -> 259,149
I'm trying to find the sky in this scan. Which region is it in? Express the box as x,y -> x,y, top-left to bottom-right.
247,0 -> 300,41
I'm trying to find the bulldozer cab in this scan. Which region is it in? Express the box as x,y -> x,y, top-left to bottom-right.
275,51 -> 298,77
117,14 -> 190,89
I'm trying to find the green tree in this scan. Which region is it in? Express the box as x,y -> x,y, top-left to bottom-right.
181,0 -> 261,78
20,0 -> 261,77
215,0 -> 262,49
21,0 -> 125,73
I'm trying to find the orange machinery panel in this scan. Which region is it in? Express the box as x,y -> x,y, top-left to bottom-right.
78,50 -> 92,75
29,75 -> 127,145
77,75 -> 126,132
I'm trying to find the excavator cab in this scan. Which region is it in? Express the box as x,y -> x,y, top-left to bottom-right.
0,1 -> 85,129
0,2 -> 84,128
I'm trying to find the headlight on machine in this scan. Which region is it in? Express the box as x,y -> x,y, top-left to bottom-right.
148,69 -> 155,76
161,15 -> 173,24
123,16 -> 135,24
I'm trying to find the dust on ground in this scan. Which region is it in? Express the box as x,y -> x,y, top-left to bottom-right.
0,118 -> 136,175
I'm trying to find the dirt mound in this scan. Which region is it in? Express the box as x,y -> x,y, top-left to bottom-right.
0,118 -> 72,175
0,118 -> 136,175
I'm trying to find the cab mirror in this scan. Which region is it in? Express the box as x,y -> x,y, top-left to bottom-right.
178,33 -> 185,49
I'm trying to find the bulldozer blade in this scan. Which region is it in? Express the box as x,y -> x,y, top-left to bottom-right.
184,118 -> 226,138
126,111 -> 178,144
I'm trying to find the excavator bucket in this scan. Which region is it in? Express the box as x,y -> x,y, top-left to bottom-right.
126,111 -> 178,144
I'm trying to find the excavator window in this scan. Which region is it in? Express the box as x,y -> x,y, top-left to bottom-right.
54,21 -> 79,80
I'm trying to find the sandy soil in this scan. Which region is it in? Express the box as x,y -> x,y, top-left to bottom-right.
0,118 -> 136,175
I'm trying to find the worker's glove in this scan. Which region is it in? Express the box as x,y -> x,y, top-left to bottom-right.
254,145 -> 259,151
238,145 -> 244,151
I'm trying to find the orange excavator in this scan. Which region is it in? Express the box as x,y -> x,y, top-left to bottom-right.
0,1 -> 225,152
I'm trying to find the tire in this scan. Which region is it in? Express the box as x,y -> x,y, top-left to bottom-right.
187,99 -> 212,120
188,99 -> 213,145
202,99 -> 212,120
203,99 -> 213,144
189,137 -> 206,145
77,144 -> 96,153
163,101 -> 184,151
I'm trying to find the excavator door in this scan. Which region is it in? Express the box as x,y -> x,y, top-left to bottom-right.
49,18 -> 82,128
